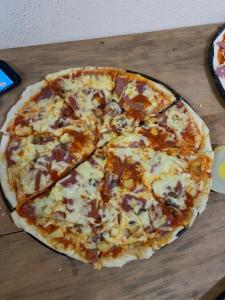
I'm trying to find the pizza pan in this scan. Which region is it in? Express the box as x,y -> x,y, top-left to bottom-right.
208,24 -> 225,99
1,70 -> 202,245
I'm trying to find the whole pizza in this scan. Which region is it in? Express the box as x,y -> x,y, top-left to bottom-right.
0,67 -> 213,269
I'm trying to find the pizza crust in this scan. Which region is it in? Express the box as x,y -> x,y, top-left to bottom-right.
0,81 -> 48,134
45,67 -> 85,82
182,101 -> 212,152
0,135 -> 17,208
100,247 -> 153,268
11,210 -> 88,264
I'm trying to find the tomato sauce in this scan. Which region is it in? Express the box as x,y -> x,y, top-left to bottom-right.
122,95 -> 149,120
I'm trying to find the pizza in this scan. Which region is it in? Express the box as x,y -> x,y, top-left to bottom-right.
0,67 -> 213,269
211,26 -> 225,92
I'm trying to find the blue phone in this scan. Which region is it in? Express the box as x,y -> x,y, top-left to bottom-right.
0,60 -> 21,95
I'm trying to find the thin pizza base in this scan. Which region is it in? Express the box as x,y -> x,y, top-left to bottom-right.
0,67 -> 213,269
182,101 -> 212,152
1,81 -> 48,134
0,135 -> 17,207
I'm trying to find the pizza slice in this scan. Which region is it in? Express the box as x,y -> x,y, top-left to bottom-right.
46,67 -> 119,118
107,100 -> 211,153
11,146 -> 213,269
1,80 -> 80,137
93,71 -> 177,146
0,122 -> 98,208
112,71 -> 176,116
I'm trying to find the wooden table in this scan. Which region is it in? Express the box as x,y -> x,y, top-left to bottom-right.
1,23 -> 225,300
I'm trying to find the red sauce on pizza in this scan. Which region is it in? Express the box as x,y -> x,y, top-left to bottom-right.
102,246 -> 123,258
101,155 -> 142,203
139,128 -> 168,149
86,249 -> 99,262
110,155 -> 141,182
54,237 -> 72,248
14,115 -> 29,127
40,224 -> 58,234
123,95 -> 149,120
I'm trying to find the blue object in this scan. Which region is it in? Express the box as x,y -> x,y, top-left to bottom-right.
0,69 -> 14,92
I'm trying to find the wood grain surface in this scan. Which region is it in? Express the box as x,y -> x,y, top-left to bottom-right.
0,23 -> 225,300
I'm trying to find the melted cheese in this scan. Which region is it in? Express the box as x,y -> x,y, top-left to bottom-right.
124,81 -> 139,98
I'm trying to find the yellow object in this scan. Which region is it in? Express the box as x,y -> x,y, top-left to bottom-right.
218,162 -> 225,180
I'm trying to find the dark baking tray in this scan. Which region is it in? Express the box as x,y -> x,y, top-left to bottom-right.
208,24 -> 225,99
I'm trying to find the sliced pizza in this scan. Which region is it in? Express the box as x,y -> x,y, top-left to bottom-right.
112,71 -> 176,116
0,122 -> 98,208
46,67 -> 119,118
107,100 -> 211,153
1,80 -> 81,137
0,66 -> 213,269
11,146 -> 213,269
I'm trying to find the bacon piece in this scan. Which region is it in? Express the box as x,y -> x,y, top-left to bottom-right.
175,181 -> 182,195
50,170 -> 58,181
35,170 -> 42,191
51,145 -> 73,162
94,91 -> 107,109
53,211 -> 66,219
60,105 -> 75,119
68,95 -> 78,111
14,116 -> 29,127
6,137 -> 21,166
121,195 -> 146,212
136,81 -> 146,94
130,139 -> 145,147
17,203 -> 36,220
60,171 -> 77,187
86,249 -> 99,262
100,173 -> 118,203
64,198 -> 74,212
37,87 -> 53,100
114,76 -> 127,97
88,200 -> 101,222
89,157 -> 98,166
123,95 -> 149,120
175,100 -> 184,108
121,196 -> 131,212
